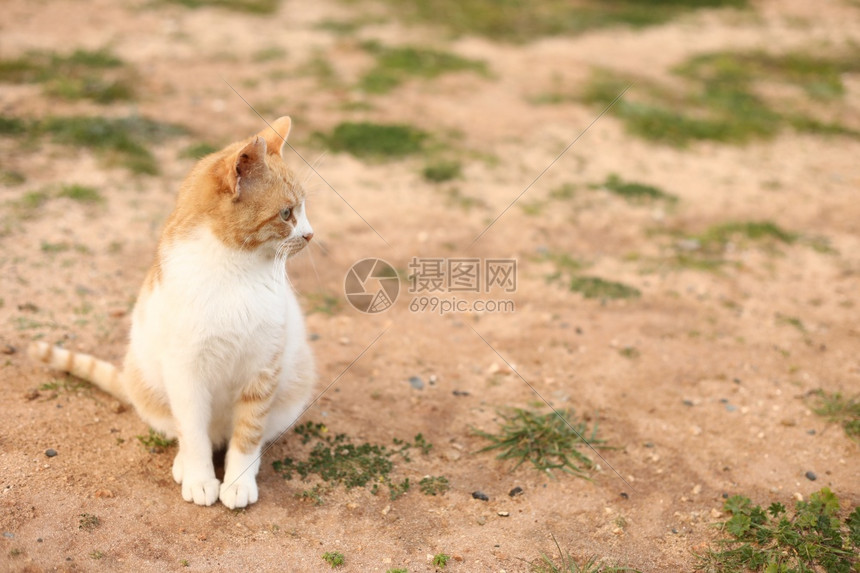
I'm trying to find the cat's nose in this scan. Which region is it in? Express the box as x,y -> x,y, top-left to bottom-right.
302,232 -> 314,243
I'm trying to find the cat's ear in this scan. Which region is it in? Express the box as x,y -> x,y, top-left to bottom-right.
230,135 -> 267,199
257,116 -> 292,156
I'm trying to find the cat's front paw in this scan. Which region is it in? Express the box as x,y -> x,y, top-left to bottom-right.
219,478 -> 259,509
181,477 -> 221,506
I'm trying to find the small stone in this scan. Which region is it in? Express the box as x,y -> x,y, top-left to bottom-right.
497,511 -> 510,517
691,484 -> 702,495
408,376 -> 424,390
476,516 -> 486,525
793,492 -> 804,502
110,401 -> 126,414
725,404 -> 737,412
23,389 -> 40,401
453,555 -> 463,562
308,333 -> 320,341
806,429 -> 816,435
2,344 -> 16,355
428,374 -> 437,384
805,471 -> 817,481
508,486 -> 524,497
95,489 -> 114,498
472,491 -> 489,501
381,505 -> 391,515
3,532 -> 13,539
620,492 -> 629,500
452,390 -> 470,397
338,337 -> 350,345
45,449 -> 57,458
37,538 -> 42,543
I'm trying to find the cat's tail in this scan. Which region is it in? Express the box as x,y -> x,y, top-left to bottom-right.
28,342 -> 128,402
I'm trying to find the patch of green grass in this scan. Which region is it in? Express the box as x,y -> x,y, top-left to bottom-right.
180,142 -> 220,159
569,276 -> 640,300
8,190 -> 50,219
322,551 -> 345,568
444,187 -> 486,211
43,115 -> 186,174
57,184 -> 104,204
386,569 -> 408,573
474,408 -> 606,478
274,422 -> 430,501
532,536 -> 640,572
180,559 -> 190,567
41,241 -> 71,253
595,174 -> 677,203
0,115 -> 27,136
432,553 -> 450,568
163,0 -> 281,13
422,159 -> 462,183
136,428 -> 177,452
252,46 -> 287,62
374,0 -> 748,42
583,47 -> 860,146
807,390 -> 860,440
697,221 -> 797,252
419,476 -> 450,496
78,513 -> 100,531
321,122 -> 427,159
0,48 -> 135,104
0,169 -> 26,186
697,488 -> 860,572
618,346 -> 640,359
359,41 -> 487,94
305,292 -> 342,315
89,550 -> 104,560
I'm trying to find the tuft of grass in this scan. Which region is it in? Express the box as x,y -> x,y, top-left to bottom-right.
78,513 -> 100,531
532,536 -> 640,572
359,41 -> 487,94
596,174 -> 677,203
0,169 -> 26,186
807,390 -> 860,440
569,276 -> 640,300
89,550 -> 104,560
42,115 -> 186,174
386,569 -> 408,573
696,221 -> 797,252
419,476 -> 450,496
57,184 -> 104,204
0,48 -> 135,104
474,408 -> 606,478
697,488 -> 860,572
432,553 -> 450,568
304,292 -> 342,315
322,551 -> 345,568
618,346 -> 640,359
163,0 -> 281,13
0,115 -> 27,136
180,142 -> 220,159
252,46 -> 287,62
320,121 -> 427,159
422,159 -> 462,183
374,0 -> 748,43
274,422 -> 430,501
136,428 -> 177,452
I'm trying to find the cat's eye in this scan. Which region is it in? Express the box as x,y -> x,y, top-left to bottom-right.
279,207 -> 292,222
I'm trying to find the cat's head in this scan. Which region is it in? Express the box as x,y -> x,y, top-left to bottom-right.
197,116 -> 313,259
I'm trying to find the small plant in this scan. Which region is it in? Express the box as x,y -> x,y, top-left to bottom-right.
422,159 -> 462,183
89,550 -> 104,559
807,390 -> 860,440
320,122 -> 427,159
57,184 -> 104,204
164,0 -> 281,14
595,174 -> 677,203
419,476 -> 450,496
180,142 -> 220,159
322,551 -> 345,568
432,553 -> 450,568
568,276 -> 640,300
136,428 -> 177,451
697,488 -> 860,572
359,41 -> 487,94
474,408 -> 606,478
387,568 -> 408,573
180,559 -> 190,567
78,513 -> 100,531
618,346 -> 640,359
531,535 -> 639,572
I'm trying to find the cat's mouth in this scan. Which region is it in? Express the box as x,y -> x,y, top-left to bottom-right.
275,237 -> 309,259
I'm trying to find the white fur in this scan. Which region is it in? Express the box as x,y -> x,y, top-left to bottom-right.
128,220 -> 314,508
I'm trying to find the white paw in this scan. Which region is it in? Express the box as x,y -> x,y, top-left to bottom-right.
182,477 -> 221,506
219,478 -> 259,509
172,454 -> 184,484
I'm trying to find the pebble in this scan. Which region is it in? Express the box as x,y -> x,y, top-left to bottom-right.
3,532 -> 13,539
805,471 -> 817,481
508,486 -> 523,497
428,374 -> 437,384
408,376 -> 424,390
497,511 -> 510,517
620,492 -> 629,500
725,404 -> 737,412
45,449 -> 57,458
472,491 -> 489,501
2,344 -> 16,355
682,399 -> 694,407
23,389 -> 40,401
806,429 -> 816,435
308,333 -> 320,341
452,390 -> 470,397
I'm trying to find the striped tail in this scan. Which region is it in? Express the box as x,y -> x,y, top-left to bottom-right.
28,342 -> 127,402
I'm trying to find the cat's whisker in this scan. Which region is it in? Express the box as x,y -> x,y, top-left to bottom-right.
304,242 -> 322,287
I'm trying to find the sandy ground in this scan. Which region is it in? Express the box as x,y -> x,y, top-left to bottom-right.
1,0 -> 859,571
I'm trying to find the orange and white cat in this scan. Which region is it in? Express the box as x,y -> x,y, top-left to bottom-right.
29,116 -> 316,509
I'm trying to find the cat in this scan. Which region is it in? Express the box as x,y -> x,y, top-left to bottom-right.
28,116 -> 316,509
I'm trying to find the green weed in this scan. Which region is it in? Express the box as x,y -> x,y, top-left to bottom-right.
0,115 -> 27,136
432,553 -> 450,568
373,0 -> 748,42
0,48 -> 135,104
807,390 -> 860,440
444,187 -> 486,211
386,569 -> 408,573
252,46 -> 287,62
532,536 -> 639,572
697,488 -> 860,572
180,142 -> 220,159
136,428 -> 177,452
304,292 -> 342,315
359,41 -> 487,94
474,408 -> 606,478
89,550 -> 104,560
419,476 -> 450,496
163,0 -> 281,13
0,169 -> 26,186
320,122 -> 427,158
78,513 -> 100,531
595,174 -> 677,203
274,422 -> 431,501
422,159 -> 462,183
322,551 -> 345,568
569,276 -> 640,300
57,184 -> 104,204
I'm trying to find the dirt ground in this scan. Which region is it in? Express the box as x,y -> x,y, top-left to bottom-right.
1,0 -> 859,571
